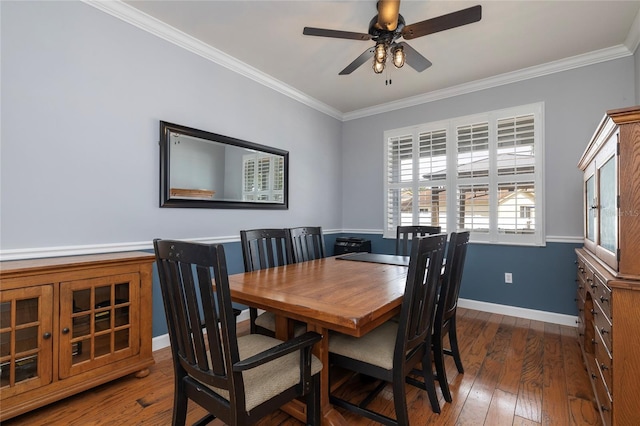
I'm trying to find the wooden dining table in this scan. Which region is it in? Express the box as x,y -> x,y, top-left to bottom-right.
227,255 -> 410,426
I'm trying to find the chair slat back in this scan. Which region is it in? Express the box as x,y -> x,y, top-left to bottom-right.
438,231 -> 470,324
240,229 -> 293,272
154,239 -> 244,401
288,227 -> 326,262
395,225 -> 442,256
396,234 -> 447,358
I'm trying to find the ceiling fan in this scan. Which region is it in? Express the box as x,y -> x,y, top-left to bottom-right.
303,0 -> 482,75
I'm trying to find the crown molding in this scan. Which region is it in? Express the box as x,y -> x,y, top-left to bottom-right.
343,44 -> 633,121
84,1 -> 635,123
82,0 -> 343,121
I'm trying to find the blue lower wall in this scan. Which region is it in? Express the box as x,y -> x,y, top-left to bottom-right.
150,233 -> 580,337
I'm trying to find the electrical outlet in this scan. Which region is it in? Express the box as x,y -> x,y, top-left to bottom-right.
505,272 -> 513,284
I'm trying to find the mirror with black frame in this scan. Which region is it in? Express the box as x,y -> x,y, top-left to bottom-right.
159,121 -> 288,209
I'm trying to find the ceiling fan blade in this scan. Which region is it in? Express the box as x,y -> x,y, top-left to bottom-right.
339,47 -> 375,75
376,0 -> 401,31
402,5 -> 482,40
397,42 -> 432,72
303,27 -> 371,41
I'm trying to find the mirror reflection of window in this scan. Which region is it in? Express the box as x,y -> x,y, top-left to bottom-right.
242,153 -> 285,202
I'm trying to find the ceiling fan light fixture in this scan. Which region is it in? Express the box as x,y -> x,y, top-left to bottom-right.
374,42 -> 387,63
392,45 -> 405,68
372,58 -> 385,74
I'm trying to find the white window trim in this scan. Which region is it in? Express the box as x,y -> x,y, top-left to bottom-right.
383,102 -> 545,246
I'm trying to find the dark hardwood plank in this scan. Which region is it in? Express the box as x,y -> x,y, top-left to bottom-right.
514,319 -> 545,423
541,322 -> 570,425
2,311 -> 600,426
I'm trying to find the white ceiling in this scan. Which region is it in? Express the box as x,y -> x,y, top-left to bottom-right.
116,1 -> 640,118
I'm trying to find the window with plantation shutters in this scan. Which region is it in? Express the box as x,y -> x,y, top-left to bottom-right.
242,153 -> 284,202
384,103 -> 544,246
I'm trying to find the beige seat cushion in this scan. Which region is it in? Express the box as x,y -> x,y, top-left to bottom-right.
206,333 -> 322,412
329,321 -> 398,371
255,311 -> 308,337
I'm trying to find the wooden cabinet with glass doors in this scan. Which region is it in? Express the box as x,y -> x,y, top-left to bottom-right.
0,252 -> 155,421
576,106 -> 640,426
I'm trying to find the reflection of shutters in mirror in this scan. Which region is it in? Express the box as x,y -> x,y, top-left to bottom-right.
242,154 -> 285,202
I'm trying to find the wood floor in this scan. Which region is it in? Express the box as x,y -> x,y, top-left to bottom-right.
3,308 -> 601,426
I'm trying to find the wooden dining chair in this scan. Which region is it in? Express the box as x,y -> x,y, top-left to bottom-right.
432,231 -> 470,402
240,228 -> 303,337
154,239 -> 323,426
328,234 -> 447,425
395,225 -> 442,256
288,226 -> 326,262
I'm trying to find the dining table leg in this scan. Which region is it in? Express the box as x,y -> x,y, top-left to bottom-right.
274,316 -> 348,426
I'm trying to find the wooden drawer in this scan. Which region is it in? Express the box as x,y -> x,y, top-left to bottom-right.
593,301 -> 612,352
595,275 -> 612,319
594,328 -> 612,395
576,290 -> 586,343
594,369 -> 612,426
576,259 -> 588,299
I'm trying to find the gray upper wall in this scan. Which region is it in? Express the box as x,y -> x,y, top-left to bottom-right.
0,1 -> 343,252
341,57 -> 636,239
1,1 -> 638,255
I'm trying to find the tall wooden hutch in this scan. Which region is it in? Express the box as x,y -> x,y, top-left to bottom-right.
0,251 -> 155,421
575,105 -> 640,426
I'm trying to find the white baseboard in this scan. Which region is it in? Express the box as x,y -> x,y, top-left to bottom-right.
152,301 -> 577,353
152,308 -> 251,352
458,298 -> 578,327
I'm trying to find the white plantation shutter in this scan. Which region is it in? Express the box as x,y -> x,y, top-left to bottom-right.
384,103 -> 544,245
457,183 -> 490,233
457,122 -> 489,178
385,129 -> 448,233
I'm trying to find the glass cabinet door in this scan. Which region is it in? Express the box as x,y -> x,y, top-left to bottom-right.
59,273 -> 139,379
585,174 -> 596,242
0,286 -> 53,398
598,156 -> 617,253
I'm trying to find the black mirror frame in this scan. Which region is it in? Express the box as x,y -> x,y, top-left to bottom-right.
159,121 -> 289,209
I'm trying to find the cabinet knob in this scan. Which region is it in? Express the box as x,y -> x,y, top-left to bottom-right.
600,296 -> 609,303
600,363 -> 609,371
590,309 -> 597,316
62,327 -> 70,334
601,405 -> 610,412
43,332 -> 51,339
600,328 -> 609,335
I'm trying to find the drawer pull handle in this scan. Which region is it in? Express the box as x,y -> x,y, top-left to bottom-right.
600,328 -> 609,334
600,363 -> 609,371
601,406 -> 610,412
590,309 -> 597,316
600,296 -> 609,303
591,339 -> 597,346
591,373 -> 597,379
